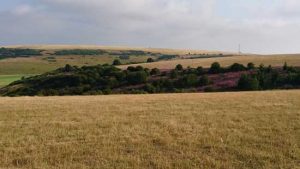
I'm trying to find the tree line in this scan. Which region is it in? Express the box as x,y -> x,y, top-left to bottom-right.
1,61 -> 299,96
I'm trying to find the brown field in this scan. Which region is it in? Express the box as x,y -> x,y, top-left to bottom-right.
0,90 -> 299,169
119,54 -> 300,69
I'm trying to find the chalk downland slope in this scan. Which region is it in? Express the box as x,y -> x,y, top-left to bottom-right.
119,54 -> 300,69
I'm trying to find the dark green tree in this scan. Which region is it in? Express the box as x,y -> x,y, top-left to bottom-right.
209,62 -> 222,74
147,58 -> 155,63
175,64 -> 183,71
113,59 -> 121,65
238,74 -> 260,90
247,62 -> 255,70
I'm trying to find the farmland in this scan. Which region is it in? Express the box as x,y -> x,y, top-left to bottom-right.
0,46 -> 299,87
119,54 -> 300,69
0,90 -> 299,168
0,75 -> 26,87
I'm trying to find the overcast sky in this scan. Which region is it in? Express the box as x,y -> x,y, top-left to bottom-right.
0,0 -> 300,54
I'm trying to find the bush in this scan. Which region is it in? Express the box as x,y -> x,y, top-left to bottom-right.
64,64 -> 73,72
147,58 -> 155,63
209,62 -> 222,74
127,66 -> 145,72
238,74 -> 260,90
170,70 -> 178,79
247,62 -> 255,70
229,63 -> 246,72
196,66 -> 204,75
177,74 -> 198,87
199,75 -> 210,86
144,83 -> 156,93
175,64 -> 183,71
283,62 -> 288,71
113,59 -> 121,65
126,71 -> 148,85
150,68 -> 160,75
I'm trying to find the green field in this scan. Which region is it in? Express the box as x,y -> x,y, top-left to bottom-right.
0,75 -> 27,87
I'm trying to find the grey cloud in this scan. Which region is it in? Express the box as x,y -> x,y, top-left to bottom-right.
0,0 -> 299,54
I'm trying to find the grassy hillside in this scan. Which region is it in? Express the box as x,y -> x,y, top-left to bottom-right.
0,91 -> 299,168
0,75 -> 26,87
0,55 -> 150,75
119,54 -> 300,69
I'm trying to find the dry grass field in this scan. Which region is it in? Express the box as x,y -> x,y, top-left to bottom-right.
0,90 -> 299,169
119,54 -> 300,69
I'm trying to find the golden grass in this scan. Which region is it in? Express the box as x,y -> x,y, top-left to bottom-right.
119,54 -> 300,69
0,90 -> 299,169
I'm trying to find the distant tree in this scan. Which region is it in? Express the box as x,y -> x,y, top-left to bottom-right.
170,70 -> 178,79
136,66 -> 144,71
238,74 -> 260,90
175,64 -> 183,71
113,59 -> 121,65
147,58 -> 155,63
177,74 -> 198,87
150,68 -> 160,75
266,65 -> 272,73
64,64 -> 73,72
283,62 -> 288,71
144,83 -> 156,93
199,75 -> 210,86
247,62 -> 255,70
259,64 -> 265,72
209,62 -> 222,74
196,66 -> 204,75
229,63 -> 247,72
126,71 -> 148,85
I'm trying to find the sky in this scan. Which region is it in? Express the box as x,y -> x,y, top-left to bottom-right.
0,0 -> 300,54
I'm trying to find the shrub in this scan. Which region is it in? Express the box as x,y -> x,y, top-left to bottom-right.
170,70 -> 178,79
147,58 -> 155,63
283,62 -> 288,71
150,68 -> 160,75
247,62 -> 255,70
238,74 -> 260,91
209,62 -> 222,74
199,75 -> 210,86
229,63 -> 246,72
177,74 -> 198,87
64,64 -> 73,72
144,83 -> 156,93
113,59 -> 121,65
126,71 -> 148,85
127,66 -> 145,72
196,66 -> 204,75
175,64 -> 183,71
